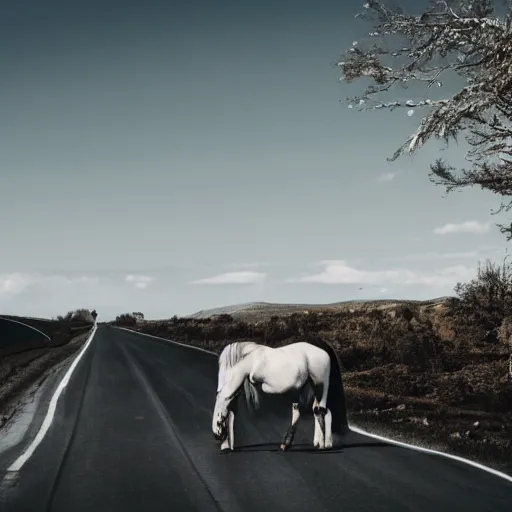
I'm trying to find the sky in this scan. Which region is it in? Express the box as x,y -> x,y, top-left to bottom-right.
0,0 -> 510,321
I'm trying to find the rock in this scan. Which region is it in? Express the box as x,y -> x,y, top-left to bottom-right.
473,421 -> 480,428
450,432 -> 461,439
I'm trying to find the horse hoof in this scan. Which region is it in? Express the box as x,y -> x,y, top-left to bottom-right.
280,444 -> 289,452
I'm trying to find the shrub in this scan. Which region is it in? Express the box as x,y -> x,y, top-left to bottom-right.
57,309 -> 94,323
114,313 -> 138,326
452,258 -> 512,344
498,317 -> 512,346
498,317 -> 512,387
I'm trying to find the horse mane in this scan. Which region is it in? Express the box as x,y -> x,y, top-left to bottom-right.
218,341 -> 260,373
218,341 -> 262,412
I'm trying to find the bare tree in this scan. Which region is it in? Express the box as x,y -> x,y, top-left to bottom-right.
453,256 -> 512,340
337,0 -> 512,238
58,309 -> 94,323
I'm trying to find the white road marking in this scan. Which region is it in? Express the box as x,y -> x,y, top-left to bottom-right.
115,326 -> 217,355
6,324 -> 97,473
349,425 -> 512,484
115,326 -> 512,484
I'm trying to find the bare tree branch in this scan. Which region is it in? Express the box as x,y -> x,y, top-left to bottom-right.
337,0 -> 512,239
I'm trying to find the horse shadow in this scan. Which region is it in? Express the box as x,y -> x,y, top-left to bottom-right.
231,441 -> 390,454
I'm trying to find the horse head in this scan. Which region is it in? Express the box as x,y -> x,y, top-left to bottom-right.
212,391 -> 229,442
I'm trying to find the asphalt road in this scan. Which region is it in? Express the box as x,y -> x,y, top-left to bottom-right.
1,325 -> 511,512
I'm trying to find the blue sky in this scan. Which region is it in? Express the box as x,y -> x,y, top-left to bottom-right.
0,0 -> 509,321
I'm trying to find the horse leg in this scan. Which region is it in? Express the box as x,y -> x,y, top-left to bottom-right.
220,437 -> 230,451
312,398 -> 322,448
313,407 -> 325,449
221,410 -> 235,452
280,403 -> 300,451
228,409 -> 235,449
324,408 -> 333,450
313,379 -> 333,450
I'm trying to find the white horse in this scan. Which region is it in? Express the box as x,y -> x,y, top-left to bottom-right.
212,339 -> 348,452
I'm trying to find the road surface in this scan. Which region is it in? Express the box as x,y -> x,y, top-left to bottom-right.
1,326 -> 511,511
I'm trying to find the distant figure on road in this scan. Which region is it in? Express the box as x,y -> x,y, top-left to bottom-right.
91,310 -> 98,323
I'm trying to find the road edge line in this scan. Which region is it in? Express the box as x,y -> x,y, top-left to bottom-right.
114,326 -> 217,356
5,324 -> 98,474
347,425 -> 512,484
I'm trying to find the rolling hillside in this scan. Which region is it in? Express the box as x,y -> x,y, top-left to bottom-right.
187,297 -> 452,322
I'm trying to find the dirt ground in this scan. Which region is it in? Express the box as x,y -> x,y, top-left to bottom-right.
344,386 -> 512,475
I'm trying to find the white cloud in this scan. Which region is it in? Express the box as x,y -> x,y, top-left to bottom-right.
228,261 -> 271,269
125,274 -> 155,289
289,260 -> 475,288
405,265 -> 475,286
433,220 -> 491,235
0,273 -> 33,295
376,172 -> 398,183
292,260 -> 403,285
191,271 -> 266,285
0,273 -> 103,296
389,250 -> 480,262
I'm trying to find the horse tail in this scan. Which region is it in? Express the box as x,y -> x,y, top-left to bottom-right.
243,377 -> 261,414
305,336 -> 349,435
326,344 -> 349,435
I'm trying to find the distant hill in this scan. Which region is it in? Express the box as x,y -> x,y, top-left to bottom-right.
187,302 -> 269,319
187,297 -> 453,322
